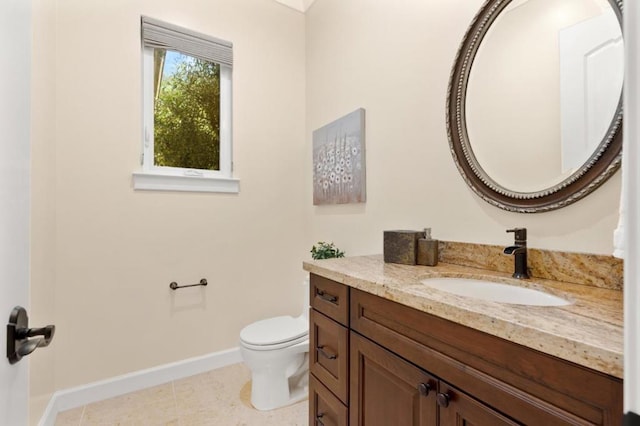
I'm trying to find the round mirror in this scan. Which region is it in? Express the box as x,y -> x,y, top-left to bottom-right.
447,0 -> 623,212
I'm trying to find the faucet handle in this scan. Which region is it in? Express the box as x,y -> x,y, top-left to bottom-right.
506,228 -> 527,242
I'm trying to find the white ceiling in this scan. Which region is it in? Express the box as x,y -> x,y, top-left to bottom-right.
274,0 -> 317,13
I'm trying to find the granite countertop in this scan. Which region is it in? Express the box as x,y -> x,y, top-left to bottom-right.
303,255 -> 623,378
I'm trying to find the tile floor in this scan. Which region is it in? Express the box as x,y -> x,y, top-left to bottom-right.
54,363 -> 308,426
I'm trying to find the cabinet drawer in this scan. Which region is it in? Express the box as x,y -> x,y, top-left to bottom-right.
310,374 -> 348,426
310,309 -> 349,404
311,274 -> 349,326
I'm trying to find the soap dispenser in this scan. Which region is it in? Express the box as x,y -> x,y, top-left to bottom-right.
417,228 -> 438,266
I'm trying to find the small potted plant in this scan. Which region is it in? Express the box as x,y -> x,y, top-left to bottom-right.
310,242 -> 345,260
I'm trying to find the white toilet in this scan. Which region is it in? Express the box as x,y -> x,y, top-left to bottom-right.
239,279 -> 309,411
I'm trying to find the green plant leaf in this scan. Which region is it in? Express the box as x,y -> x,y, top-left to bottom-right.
311,242 -> 345,260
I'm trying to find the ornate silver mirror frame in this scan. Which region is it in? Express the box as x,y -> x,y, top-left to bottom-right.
446,0 -> 623,213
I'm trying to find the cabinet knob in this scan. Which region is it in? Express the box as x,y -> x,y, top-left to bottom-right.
417,382 -> 431,396
436,392 -> 450,408
315,413 -> 325,426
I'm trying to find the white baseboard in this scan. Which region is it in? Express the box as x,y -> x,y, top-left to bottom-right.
38,347 -> 242,426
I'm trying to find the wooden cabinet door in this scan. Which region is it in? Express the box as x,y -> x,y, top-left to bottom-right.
437,382 -> 521,426
350,332 -> 437,426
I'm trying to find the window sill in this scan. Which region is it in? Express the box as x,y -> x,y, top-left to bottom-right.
132,171 -> 240,193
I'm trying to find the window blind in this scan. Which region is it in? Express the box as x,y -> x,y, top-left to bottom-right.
141,16 -> 233,67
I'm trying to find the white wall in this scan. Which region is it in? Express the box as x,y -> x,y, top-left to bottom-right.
305,0 -> 621,256
30,0 -> 307,405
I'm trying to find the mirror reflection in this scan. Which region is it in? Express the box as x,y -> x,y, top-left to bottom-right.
466,0 -> 623,193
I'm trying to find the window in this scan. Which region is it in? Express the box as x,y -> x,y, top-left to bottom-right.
133,16 -> 239,193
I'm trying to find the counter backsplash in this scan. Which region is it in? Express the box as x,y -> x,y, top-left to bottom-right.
438,241 -> 623,291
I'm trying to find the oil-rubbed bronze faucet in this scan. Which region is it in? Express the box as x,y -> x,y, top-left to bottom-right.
503,228 -> 529,279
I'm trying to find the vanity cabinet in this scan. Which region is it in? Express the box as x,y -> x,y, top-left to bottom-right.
309,273 -> 623,425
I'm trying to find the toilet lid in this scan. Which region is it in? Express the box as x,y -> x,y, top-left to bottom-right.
240,316 -> 308,346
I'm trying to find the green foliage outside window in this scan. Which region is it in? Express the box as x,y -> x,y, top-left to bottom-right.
154,50 -> 220,171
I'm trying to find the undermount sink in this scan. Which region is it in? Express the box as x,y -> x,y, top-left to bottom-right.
420,277 -> 571,307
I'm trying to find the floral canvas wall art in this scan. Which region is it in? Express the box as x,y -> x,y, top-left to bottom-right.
312,108 -> 366,205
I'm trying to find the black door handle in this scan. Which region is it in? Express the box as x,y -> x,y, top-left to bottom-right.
7,306 -> 55,364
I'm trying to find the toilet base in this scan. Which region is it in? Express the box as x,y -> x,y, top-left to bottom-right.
245,348 -> 309,411
239,280 -> 311,412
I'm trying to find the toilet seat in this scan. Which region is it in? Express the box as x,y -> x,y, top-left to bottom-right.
240,316 -> 308,351
241,335 -> 308,351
